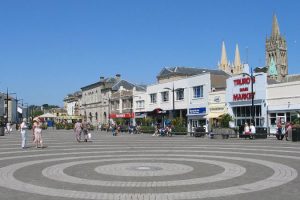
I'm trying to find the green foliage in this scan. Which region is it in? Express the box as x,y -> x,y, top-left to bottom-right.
292,117 -> 300,125
41,124 -> 48,130
140,126 -> 155,133
172,126 -> 187,132
219,114 -> 233,128
32,110 -> 43,118
171,117 -> 186,127
64,123 -> 73,130
142,117 -> 154,126
114,118 -> 125,125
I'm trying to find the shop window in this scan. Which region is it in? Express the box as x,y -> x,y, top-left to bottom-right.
236,107 -> 241,117
255,106 -> 261,116
245,106 -> 250,117
240,107 -> 245,117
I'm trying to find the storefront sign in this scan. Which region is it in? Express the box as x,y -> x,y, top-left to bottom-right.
189,107 -> 206,115
226,73 -> 267,103
232,77 -> 255,101
135,112 -> 146,118
109,113 -> 134,119
214,96 -> 221,103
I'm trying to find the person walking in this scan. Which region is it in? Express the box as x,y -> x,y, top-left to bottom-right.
32,119 -> 43,148
285,122 -> 292,141
74,120 -> 82,142
6,121 -> 12,134
20,118 -> 28,149
81,120 -> 89,142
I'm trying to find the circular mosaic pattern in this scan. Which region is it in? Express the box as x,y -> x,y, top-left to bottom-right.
95,162 -> 193,176
0,131 -> 299,200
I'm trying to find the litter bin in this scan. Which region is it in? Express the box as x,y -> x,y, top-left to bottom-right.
292,128 -> 300,142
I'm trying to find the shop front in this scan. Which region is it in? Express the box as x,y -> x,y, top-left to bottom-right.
226,73 -> 268,128
207,91 -> 227,131
267,80 -> 300,134
187,107 -> 207,132
109,113 -> 135,125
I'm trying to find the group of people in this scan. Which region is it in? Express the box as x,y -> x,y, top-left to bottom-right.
17,118 -> 43,149
243,122 -> 256,139
276,121 -> 293,141
74,119 -> 91,142
152,124 -> 173,137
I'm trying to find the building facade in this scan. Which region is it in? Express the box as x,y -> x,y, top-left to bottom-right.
80,75 -> 119,126
267,80 -> 300,134
133,68 -> 229,132
207,90 -> 227,131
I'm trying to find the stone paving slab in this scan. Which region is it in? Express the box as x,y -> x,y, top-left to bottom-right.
0,130 -> 299,200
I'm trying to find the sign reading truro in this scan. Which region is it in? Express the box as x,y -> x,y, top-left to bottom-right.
232,77 -> 255,101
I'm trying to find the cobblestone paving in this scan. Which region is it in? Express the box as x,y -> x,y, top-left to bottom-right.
0,130 -> 299,200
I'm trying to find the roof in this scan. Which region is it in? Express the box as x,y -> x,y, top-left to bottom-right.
80,77 -> 118,90
282,74 -> 300,83
157,66 -> 229,79
112,80 -> 146,91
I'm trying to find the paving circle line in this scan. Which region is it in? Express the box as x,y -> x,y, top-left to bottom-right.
42,158 -> 245,187
0,154 -> 297,199
94,162 -> 193,176
1,145 -> 300,157
1,149 -> 300,165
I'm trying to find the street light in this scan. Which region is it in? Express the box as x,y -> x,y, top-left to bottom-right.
5,88 -> 16,124
241,68 -> 263,125
164,83 -> 184,119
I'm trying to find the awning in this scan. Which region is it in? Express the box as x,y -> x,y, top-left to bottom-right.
204,112 -> 224,119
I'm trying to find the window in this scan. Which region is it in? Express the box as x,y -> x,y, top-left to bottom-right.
161,91 -> 169,102
150,93 -> 157,103
136,100 -> 145,109
193,86 -> 203,98
176,89 -> 184,100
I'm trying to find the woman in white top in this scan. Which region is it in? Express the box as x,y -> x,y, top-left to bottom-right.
33,119 -> 43,148
244,123 -> 250,135
20,118 -> 28,149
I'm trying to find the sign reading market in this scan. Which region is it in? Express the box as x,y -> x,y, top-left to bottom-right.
226,73 -> 267,103
233,77 -> 255,101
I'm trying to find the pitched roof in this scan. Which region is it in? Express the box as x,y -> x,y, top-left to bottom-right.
112,80 -> 146,91
81,77 -> 118,90
157,66 -> 229,79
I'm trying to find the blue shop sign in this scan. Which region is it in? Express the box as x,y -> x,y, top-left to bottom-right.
189,107 -> 206,115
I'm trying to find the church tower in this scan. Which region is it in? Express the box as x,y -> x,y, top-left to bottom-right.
265,14 -> 288,81
232,44 -> 244,74
218,41 -> 231,74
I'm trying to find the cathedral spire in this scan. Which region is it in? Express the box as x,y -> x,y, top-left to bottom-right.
220,41 -> 228,66
272,14 -> 280,38
234,44 -> 241,67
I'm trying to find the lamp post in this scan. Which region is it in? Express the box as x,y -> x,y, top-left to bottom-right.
164,83 -> 175,119
241,68 -> 262,125
5,88 -> 16,124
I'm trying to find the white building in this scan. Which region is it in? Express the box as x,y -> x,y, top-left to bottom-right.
226,73 -> 268,128
133,69 -> 229,132
267,80 -> 300,133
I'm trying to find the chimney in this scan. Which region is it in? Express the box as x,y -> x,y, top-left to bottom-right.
115,74 -> 121,80
100,76 -> 105,80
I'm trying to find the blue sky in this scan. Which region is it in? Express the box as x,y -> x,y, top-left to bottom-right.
0,0 -> 299,106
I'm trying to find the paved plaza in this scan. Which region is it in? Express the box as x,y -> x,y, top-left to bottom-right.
0,130 -> 299,200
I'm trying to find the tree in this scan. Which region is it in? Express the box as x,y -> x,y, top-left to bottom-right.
219,114 -> 233,128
